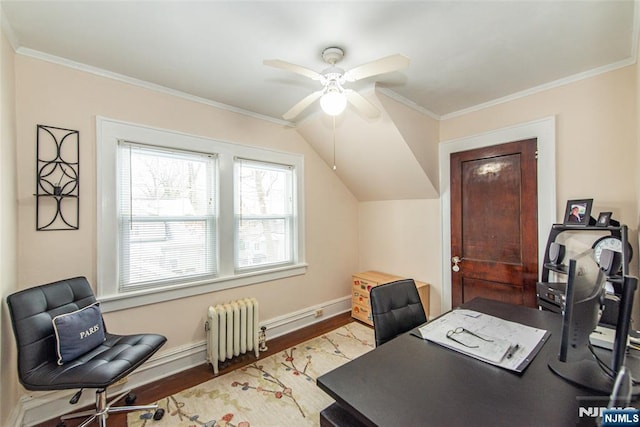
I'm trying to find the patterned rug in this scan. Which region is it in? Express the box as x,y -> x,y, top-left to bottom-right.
128,322 -> 374,427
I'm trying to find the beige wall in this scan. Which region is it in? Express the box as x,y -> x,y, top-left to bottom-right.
356,66 -> 638,319
1,22 -> 19,427
13,54 -> 359,350
358,199 -> 442,317
441,66 -> 638,274
356,92 -> 442,317
441,66 -> 637,229
436,64 -> 638,319
4,31 -> 639,423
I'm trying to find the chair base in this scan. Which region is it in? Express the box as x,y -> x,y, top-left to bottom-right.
59,388 -> 159,427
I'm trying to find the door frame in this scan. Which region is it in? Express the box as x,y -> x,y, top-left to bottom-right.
439,116 -> 557,314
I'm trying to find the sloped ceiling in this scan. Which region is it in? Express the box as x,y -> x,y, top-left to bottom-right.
296,87 -> 438,201
2,1 -> 635,118
2,1 -> 637,202
377,88 -> 441,192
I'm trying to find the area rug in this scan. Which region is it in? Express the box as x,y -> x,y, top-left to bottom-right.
128,322 -> 374,427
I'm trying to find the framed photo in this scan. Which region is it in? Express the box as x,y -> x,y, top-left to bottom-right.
596,211 -> 612,227
563,199 -> 593,226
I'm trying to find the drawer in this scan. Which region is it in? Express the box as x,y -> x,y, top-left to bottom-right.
351,302 -> 373,325
352,279 -> 375,294
352,292 -> 370,307
352,283 -> 372,302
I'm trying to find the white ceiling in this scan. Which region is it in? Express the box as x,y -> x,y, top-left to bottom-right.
2,1 -> 638,201
2,1 -> 637,121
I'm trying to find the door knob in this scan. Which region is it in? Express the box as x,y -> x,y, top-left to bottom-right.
452,256 -> 461,272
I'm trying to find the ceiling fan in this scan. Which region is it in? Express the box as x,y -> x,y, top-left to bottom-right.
264,47 -> 410,121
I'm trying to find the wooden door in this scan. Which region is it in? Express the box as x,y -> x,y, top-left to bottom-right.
450,139 -> 538,307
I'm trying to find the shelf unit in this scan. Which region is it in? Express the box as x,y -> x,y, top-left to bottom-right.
537,222 -> 630,320
541,223 -> 629,282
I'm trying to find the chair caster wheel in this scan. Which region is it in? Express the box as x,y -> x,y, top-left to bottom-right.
153,408 -> 165,420
125,392 -> 137,405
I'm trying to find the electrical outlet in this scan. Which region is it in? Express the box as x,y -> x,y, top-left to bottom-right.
315,309 -> 323,318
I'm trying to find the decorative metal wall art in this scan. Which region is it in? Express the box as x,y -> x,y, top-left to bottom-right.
35,125 -> 79,230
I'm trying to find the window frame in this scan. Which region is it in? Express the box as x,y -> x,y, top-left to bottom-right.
97,117 -> 306,312
234,158 -> 296,273
117,141 -> 219,291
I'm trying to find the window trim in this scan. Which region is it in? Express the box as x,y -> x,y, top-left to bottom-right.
234,157 -> 296,273
117,140 -> 219,290
97,117 -> 306,313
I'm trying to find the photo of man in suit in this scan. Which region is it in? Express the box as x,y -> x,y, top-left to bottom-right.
564,199 -> 592,225
567,205 -> 582,223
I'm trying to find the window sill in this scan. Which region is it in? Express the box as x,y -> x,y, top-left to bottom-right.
98,263 -> 308,313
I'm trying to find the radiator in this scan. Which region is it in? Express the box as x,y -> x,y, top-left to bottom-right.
205,298 -> 260,374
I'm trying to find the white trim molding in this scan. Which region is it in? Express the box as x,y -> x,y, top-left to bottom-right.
96,116 -> 307,312
441,59 -> 636,120
439,116 -> 557,314
15,47 -> 293,127
14,296 -> 351,426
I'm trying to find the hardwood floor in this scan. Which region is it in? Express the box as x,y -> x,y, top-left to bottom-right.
35,311 -> 360,427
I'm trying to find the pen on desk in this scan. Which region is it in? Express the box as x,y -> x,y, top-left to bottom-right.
461,312 -> 481,318
506,344 -> 520,359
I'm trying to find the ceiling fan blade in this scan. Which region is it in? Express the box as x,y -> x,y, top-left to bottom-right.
263,59 -> 323,81
344,54 -> 410,82
345,90 -> 380,118
283,90 -> 323,121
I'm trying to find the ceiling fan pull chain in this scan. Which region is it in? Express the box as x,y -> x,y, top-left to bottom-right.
332,116 -> 337,171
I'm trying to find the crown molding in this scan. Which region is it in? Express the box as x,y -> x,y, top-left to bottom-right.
12,13 -> 639,128
378,0 -> 640,123
15,47 -> 295,128
374,47 -> 636,122
375,85 -> 441,120
440,1 -> 639,120
441,56 -> 636,120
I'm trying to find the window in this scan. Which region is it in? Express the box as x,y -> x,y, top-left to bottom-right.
235,159 -> 294,271
98,118 -> 306,311
118,142 -> 217,290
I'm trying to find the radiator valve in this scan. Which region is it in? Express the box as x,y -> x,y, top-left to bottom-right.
259,326 -> 268,352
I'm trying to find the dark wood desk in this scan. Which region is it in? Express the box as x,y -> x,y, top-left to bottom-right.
317,298 -> 636,426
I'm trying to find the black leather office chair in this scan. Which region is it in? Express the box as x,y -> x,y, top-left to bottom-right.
7,277 -> 167,426
370,279 -> 427,347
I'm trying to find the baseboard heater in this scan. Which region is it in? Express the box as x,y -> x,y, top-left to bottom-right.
205,298 -> 260,374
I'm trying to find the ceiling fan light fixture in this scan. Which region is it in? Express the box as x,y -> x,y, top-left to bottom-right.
265,47 -> 407,120
320,88 -> 347,116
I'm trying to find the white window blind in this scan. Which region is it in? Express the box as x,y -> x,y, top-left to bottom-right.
118,141 -> 218,290
235,158 -> 294,271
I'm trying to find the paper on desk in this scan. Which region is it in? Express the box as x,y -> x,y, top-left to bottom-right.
417,309 -> 550,372
438,328 -> 512,363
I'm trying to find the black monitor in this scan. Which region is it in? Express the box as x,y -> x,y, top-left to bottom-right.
548,254 -> 639,394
